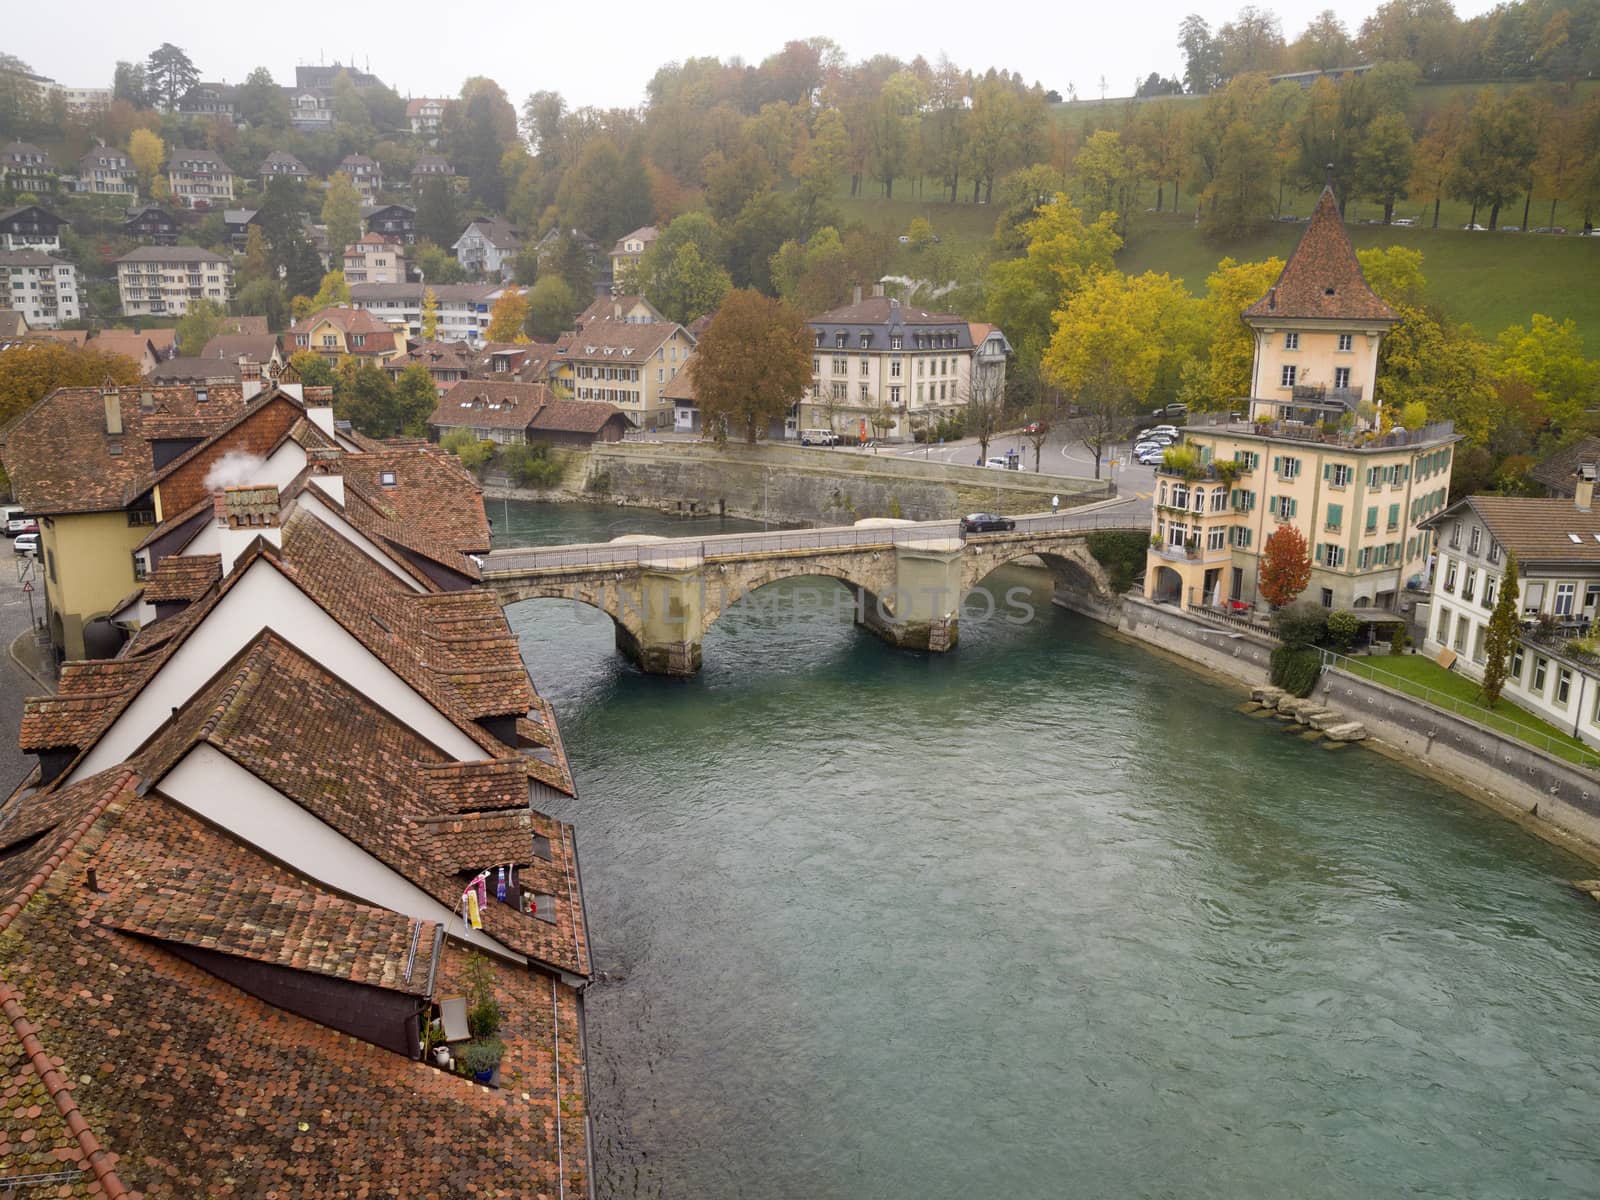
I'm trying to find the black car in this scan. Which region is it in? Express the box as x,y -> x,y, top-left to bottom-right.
960,512 -> 1015,535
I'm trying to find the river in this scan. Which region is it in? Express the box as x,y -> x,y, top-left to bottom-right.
499,501 -> 1600,1199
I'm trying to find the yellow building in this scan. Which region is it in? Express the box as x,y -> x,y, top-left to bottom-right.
550,297 -> 694,431
0,382 -> 250,659
1144,185 -> 1458,613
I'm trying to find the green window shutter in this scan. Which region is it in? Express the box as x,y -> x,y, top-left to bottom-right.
1388,503 -> 1399,527
1323,463 -> 1330,481
1273,456 -> 1281,474
1366,507 -> 1377,531
1327,503 -> 1342,528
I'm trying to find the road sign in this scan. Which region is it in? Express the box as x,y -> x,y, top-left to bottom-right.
20,581 -> 32,592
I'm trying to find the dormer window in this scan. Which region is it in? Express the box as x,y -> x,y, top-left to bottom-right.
859,334 -> 870,349
380,470 -> 397,487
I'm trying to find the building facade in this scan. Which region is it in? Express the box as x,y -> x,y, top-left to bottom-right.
0,142 -> 56,192
76,146 -> 138,196
350,282 -> 516,346
609,225 -> 657,281
454,218 -> 521,281
258,151 -> 311,188
550,297 -> 694,431
1144,186 -> 1457,613
343,234 -> 406,284
0,204 -> 67,252
167,149 -> 235,209
1423,485 -> 1600,747
801,289 -> 993,442
363,203 -> 415,243
338,154 -> 383,201
0,250 -> 79,327
115,246 -> 234,317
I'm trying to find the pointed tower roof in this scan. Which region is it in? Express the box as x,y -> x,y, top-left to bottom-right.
1243,187 -> 1398,324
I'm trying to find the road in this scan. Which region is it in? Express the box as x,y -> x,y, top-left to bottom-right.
0,538 -> 48,794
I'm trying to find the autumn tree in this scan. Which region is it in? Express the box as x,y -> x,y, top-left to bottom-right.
394,364 -> 439,436
1259,523 -> 1312,608
1451,89 -> 1540,229
0,343 -> 143,441
334,359 -> 399,437
421,288 -> 440,340
128,128 -> 165,191
1185,256 -> 1283,409
525,275 -> 578,341
962,369 -> 1007,463
1410,102 -> 1464,228
486,290 -> 530,342
175,299 -> 224,357
416,176 -> 459,249
691,290 -> 811,445
1044,271 -> 1199,478
1494,315 -> 1600,435
321,172 -> 362,256
1353,110 -> 1414,223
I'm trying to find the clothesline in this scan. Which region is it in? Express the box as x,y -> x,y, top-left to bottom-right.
460,864 -> 525,931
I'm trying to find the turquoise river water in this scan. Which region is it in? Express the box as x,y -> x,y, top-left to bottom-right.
497,501 -> 1600,1199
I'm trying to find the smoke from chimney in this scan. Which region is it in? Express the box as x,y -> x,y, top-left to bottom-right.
204,451 -> 267,493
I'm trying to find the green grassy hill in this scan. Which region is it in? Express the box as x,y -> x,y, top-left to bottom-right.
1118,214 -> 1600,346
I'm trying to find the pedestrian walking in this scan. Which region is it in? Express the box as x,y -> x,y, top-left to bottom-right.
1051,494 -> 1060,515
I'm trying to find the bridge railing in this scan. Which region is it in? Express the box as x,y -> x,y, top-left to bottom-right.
483,513 -> 1150,576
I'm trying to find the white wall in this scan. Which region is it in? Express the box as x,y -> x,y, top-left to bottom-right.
70,557 -> 484,781
296,490 -> 424,590
159,743 -> 523,963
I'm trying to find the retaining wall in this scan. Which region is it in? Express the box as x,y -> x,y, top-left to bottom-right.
579,442 -> 1111,525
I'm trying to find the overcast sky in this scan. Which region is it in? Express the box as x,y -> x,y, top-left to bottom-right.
15,1 -> 1502,114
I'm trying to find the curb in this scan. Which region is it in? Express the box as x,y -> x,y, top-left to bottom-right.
8,629 -> 56,695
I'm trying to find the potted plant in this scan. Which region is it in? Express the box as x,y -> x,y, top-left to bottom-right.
1150,533 -> 1163,549
459,1037 -> 505,1084
421,1018 -> 450,1067
464,953 -> 502,1040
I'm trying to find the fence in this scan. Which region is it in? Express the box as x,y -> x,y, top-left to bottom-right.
483,513 -> 1149,576
1318,648 -> 1600,770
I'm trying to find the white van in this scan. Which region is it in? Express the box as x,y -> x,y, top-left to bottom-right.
800,428 -> 840,446
984,457 -> 1020,470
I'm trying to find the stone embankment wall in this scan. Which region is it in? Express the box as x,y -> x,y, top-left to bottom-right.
1054,590 -> 1600,860
482,442 -> 1111,525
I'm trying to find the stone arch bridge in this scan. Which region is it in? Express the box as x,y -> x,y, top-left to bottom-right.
484,513 -> 1144,675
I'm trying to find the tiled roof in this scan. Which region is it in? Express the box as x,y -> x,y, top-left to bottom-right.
395,338 -> 474,373
0,776 -> 589,1198
421,757 -> 547,812
1462,496 -> 1600,565
142,553 -> 220,602
85,330 -> 156,362
663,356 -> 697,402
287,304 -> 391,337
199,333 -> 279,361
1527,438 -> 1600,497
149,355 -> 241,382
430,379 -> 549,430
114,245 -> 228,263
555,318 -> 678,361
337,442 -> 492,559
1243,186 -> 1400,323
810,295 -> 968,326
531,397 -> 628,434
20,658 -> 161,751
0,383 -> 248,515
99,861 -> 441,996
259,150 -> 310,175
609,224 -> 658,255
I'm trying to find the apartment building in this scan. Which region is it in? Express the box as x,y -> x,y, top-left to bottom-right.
343,233 -> 406,284
0,142 -> 56,192
801,288 -> 1002,441
1423,481 -> 1600,747
0,250 -> 79,328
1144,186 -> 1458,614
115,245 -> 234,317
338,153 -> 383,201
350,282 -> 517,346
166,148 -> 236,210
550,296 -> 695,432
76,145 -> 138,196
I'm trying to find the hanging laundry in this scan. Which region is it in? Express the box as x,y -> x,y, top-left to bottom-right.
465,889 -> 483,930
496,866 -> 507,903
473,874 -> 489,910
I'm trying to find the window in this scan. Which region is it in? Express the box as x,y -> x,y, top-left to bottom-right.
1284,332 -> 1299,350
1325,503 -> 1343,531
833,356 -> 847,375
1334,367 -> 1351,390
890,359 -> 902,378
1436,605 -> 1451,641
1555,583 -> 1576,616
1210,488 -> 1228,512
1274,455 -> 1300,479
379,470 -> 397,487
890,336 -> 902,350
1449,523 -> 1461,549
1453,615 -> 1468,652
1483,575 -> 1498,609
1366,506 -> 1378,533
1533,656 -> 1549,692
1557,667 -> 1573,706
1468,526 -> 1482,555
1234,450 -> 1259,470
1228,526 -> 1253,548
1280,364 -> 1297,388
1525,582 -> 1546,613
1321,588 -> 1334,608
1487,539 -> 1501,565
1231,489 -> 1256,512
1338,333 -> 1353,352
1327,463 -> 1352,487
1170,483 -> 1189,510
1472,625 -> 1487,663
1387,503 -> 1400,531
1586,583 -> 1600,613
1462,568 -> 1476,602
1510,647 -> 1524,682
859,384 -> 869,402
1207,527 -> 1226,551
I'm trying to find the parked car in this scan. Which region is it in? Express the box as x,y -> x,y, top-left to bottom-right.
1392,217 -> 1416,227
1022,420 -> 1047,435
799,428 -> 840,446
1137,447 -> 1166,465
960,512 -> 1015,534
1462,223 -> 1487,231
13,532 -> 39,557
1134,442 -> 1168,458
1530,227 -> 1567,235
5,516 -> 37,537
1501,225 -> 1521,232
984,457 -> 1020,470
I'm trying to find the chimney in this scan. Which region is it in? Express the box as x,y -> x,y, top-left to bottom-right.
852,282 -> 862,306
1576,464 -> 1596,513
102,384 -> 122,435
241,361 -> 263,401
303,385 -> 336,437
215,484 -> 282,574
139,390 -> 155,412
309,461 -> 345,507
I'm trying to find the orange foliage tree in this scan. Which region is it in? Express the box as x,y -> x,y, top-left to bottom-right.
1259,522 -> 1312,607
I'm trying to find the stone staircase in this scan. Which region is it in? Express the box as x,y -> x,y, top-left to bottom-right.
1246,686 -> 1368,742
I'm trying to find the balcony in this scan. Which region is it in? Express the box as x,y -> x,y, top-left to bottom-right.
1150,539 -> 1231,565
1292,382 -> 1363,405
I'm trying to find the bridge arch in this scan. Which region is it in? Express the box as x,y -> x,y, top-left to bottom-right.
495,577 -> 649,648
702,560 -> 888,633
958,538 -> 1115,610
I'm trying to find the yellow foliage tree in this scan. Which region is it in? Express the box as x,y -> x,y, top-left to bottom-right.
486,290 -> 530,342
128,128 -> 165,191
0,345 -> 143,490
421,288 -> 440,340
1185,256 -> 1283,409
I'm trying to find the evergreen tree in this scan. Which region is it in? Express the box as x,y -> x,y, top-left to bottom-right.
416,176 -> 458,248
145,43 -> 199,111
1482,553 -> 1520,708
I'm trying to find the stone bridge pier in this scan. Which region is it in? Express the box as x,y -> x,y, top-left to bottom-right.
488,520 -> 1121,677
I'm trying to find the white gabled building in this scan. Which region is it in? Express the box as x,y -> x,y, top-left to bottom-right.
0,249 -> 79,327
